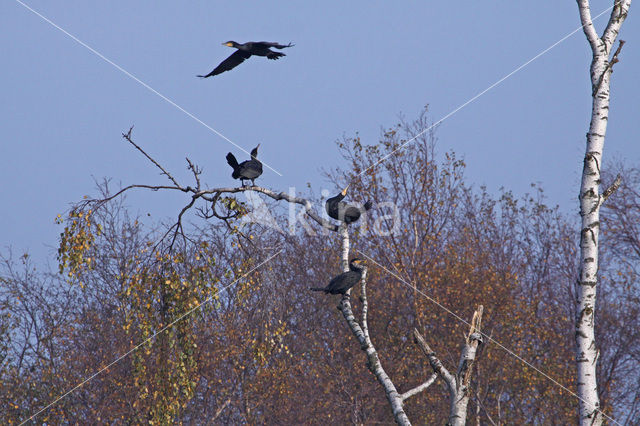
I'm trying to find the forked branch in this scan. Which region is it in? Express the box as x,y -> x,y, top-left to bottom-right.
76,129 -> 340,252
413,305 -> 483,426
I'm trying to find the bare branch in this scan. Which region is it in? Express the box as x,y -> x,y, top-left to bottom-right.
458,305 -> 484,389
88,184 -> 185,207
412,328 -> 456,391
166,194 -> 200,252
401,373 -> 438,401
602,1 -> 631,51
92,182 -> 339,232
609,39 -> 626,67
122,127 -> 181,187
186,157 -> 202,190
602,173 -> 622,203
196,193 -> 242,222
73,155 -> 344,258
576,0 -> 601,52
89,128 -> 342,239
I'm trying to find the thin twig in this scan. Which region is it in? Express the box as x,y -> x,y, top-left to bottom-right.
186,157 -> 202,190
122,127 -> 181,187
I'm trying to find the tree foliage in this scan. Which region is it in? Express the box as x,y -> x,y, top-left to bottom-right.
1,112 -> 638,424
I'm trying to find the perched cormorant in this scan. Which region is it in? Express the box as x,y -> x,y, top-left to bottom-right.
326,185 -> 373,224
197,41 -> 294,78
310,258 -> 365,295
226,144 -> 263,186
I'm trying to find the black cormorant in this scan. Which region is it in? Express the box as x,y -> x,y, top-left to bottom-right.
326,185 -> 373,224
198,41 -> 294,78
310,258 -> 365,295
226,144 -> 263,186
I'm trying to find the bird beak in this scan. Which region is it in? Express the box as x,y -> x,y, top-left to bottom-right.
341,184 -> 350,196
223,42 -> 233,47
256,143 -> 261,149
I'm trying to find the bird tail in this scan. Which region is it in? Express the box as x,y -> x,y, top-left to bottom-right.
364,200 -> 373,211
196,73 -> 212,78
226,153 -> 241,178
226,153 -> 239,170
309,287 -> 326,292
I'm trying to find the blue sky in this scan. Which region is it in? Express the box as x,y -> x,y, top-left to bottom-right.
1,1 -> 638,265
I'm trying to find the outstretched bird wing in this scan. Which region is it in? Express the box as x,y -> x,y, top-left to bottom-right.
255,41 -> 294,49
198,50 -> 252,78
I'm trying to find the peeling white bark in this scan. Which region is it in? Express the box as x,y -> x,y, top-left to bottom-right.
574,1 -> 630,425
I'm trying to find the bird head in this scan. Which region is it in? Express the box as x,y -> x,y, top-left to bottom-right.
340,184 -> 350,196
222,41 -> 238,47
349,258 -> 364,266
250,144 -> 260,158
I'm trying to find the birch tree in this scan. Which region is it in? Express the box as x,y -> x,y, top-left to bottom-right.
575,1 -> 630,424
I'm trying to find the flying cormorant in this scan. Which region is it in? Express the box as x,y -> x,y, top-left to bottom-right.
198,41 -> 294,78
310,258 -> 365,295
326,185 -> 373,224
226,144 -> 263,186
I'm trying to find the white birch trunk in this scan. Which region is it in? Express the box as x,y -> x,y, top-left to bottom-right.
335,226 -> 411,424
338,267 -> 411,425
339,223 -> 350,272
575,1 -> 631,424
